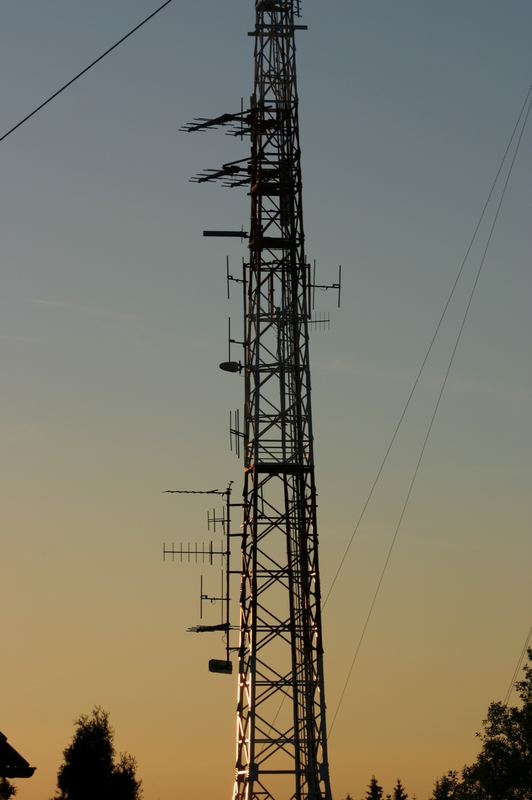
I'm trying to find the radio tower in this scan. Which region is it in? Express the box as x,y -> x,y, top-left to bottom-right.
179,3 -> 337,800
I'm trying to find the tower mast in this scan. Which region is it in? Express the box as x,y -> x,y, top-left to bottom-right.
181,3 -> 334,800
235,3 -> 331,800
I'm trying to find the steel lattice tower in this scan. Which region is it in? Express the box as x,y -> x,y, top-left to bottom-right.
181,4 -> 334,800
235,4 -> 332,800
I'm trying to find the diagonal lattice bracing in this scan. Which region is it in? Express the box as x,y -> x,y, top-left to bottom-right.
182,4 -> 334,800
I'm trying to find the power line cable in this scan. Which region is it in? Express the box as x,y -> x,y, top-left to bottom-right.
323,82 -> 532,610
329,89 -> 532,734
0,0 -> 175,145
266,84 -> 532,740
503,624 -> 532,705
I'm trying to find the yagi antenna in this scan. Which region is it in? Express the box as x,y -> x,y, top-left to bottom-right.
226,255 -> 244,300
311,261 -> 342,310
312,259 -> 316,311
219,316 -> 243,374
229,409 -> 244,458
163,488 -> 223,495
308,312 -> 331,332
163,481 -> 237,673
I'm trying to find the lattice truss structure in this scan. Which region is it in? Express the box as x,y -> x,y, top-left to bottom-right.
183,3 -> 333,800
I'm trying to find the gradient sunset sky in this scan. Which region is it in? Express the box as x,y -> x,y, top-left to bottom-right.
2,2 -> 531,799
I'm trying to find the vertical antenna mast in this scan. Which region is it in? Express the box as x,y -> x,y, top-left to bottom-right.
237,3 -> 332,800
181,3 -> 335,800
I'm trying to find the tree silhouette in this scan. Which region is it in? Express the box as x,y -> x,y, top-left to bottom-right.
0,779 -> 16,800
392,778 -> 408,800
431,647 -> 532,799
364,776 -> 384,800
461,647 -> 532,798
430,771 -> 462,800
53,707 -> 141,800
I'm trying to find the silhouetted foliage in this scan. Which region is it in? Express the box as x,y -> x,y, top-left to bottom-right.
360,777 -> 409,800
112,752 -> 143,800
53,707 -> 142,800
365,776 -> 384,800
430,771 -> 462,800
431,648 -> 532,799
392,778 -> 408,800
0,779 -> 16,800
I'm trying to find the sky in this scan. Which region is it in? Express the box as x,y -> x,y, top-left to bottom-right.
1,1 -> 531,799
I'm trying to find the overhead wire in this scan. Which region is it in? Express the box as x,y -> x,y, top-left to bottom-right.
503,624 -> 532,705
323,82 -> 532,609
0,0 -> 175,145
328,87 -> 532,734
266,83 -> 532,740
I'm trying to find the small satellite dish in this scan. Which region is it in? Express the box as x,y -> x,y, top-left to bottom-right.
219,361 -> 241,373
